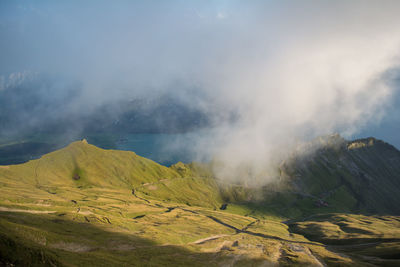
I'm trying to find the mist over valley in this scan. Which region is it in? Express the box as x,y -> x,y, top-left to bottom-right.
1,1 -> 400,266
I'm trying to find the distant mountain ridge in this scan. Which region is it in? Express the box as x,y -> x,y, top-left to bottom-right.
0,75 -> 211,139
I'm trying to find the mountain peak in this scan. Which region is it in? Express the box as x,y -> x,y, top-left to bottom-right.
2,139 -> 184,189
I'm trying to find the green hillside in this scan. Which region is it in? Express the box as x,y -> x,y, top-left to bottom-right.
221,134 -> 400,219
0,137 -> 400,266
280,135 -> 400,216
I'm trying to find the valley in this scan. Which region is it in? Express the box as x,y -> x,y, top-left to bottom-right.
0,138 -> 399,266
3,1 -> 400,266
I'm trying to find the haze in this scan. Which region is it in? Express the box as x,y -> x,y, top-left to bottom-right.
1,0 -> 400,184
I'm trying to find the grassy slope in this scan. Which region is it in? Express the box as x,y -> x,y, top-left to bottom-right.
289,214 -> 400,266
2,135 -> 400,219
0,139 -> 400,266
231,136 -> 400,220
0,191 -> 352,266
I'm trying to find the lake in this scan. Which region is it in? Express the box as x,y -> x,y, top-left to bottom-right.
114,132 -> 208,166
0,132 -> 211,166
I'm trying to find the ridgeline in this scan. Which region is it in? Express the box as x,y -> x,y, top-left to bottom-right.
0,136 -> 400,266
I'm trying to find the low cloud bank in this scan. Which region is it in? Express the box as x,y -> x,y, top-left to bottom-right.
1,1 -> 400,183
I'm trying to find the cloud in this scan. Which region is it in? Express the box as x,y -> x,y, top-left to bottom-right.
1,1 -> 400,184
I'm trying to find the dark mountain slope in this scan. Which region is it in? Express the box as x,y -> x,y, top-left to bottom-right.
287,135 -> 400,215
0,137 -> 400,266
224,135 -> 400,219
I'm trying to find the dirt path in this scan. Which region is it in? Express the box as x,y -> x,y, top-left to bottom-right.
178,207 -> 324,247
306,248 -> 326,267
0,206 -> 56,214
129,191 -> 395,256
132,192 -> 150,203
241,219 -> 260,231
191,234 -> 231,244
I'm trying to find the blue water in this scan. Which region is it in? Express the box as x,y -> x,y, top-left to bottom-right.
114,133 -> 202,166
113,127 -> 400,167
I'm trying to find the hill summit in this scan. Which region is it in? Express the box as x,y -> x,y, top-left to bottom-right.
0,136 -> 400,266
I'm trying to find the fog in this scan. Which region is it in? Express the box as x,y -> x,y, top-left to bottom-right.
1,1 -> 400,184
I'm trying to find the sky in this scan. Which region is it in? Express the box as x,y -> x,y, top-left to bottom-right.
1,1 -> 400,183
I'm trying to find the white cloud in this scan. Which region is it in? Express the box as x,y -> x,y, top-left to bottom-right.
2,1 -> 400,184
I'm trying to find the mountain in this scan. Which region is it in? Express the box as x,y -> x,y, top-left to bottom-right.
0,137 -> 400,266
234,134 -> 400,219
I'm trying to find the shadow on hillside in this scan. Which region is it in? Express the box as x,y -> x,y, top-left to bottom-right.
227,196 -> 400,223
0,211 -> 257,267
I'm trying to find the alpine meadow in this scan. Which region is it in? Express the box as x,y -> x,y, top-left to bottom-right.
1,1 -> 400,266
